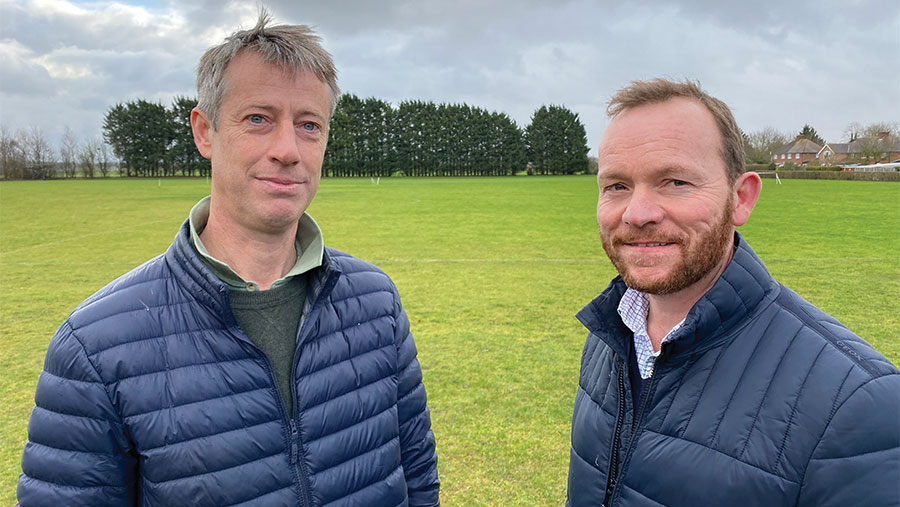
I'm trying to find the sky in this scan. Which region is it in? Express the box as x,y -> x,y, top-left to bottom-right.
1,0 -> 898,155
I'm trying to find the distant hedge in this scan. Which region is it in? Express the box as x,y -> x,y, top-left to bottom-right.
759,171 -> 900,182
804,165 -> 842,171
746,163 -> 775,172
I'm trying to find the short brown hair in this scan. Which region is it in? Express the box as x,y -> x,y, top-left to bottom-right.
607,78 -> 744,183
196,9 -> 340,129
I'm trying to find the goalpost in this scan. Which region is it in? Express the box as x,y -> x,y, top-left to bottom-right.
756,171 -> 781,184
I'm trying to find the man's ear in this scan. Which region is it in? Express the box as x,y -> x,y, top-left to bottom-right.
732,171 -> 762,227
190,108 -> 213,160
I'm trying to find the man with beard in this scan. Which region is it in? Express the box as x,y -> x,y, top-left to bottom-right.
566,79 -> 898,507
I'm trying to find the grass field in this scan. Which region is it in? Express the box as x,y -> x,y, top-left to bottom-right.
1,176 -> 898,505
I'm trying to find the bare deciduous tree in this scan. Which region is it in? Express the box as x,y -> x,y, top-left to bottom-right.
99,141 -> 113,177
79,138 -> 99,178
25,126 -> 54,179
0,125 -> 28,180
861,121 -> 900,138
60,126 -> 79,178
847,122 -> 900,163
844,122 -> 864,142
744,127 -> 790,164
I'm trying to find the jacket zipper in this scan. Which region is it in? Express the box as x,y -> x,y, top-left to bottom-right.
631,367 -> 656,439
223,263 -> 339,507
257,354 -> 309,507
289,418 -> 310,507
288,267 -> 340,507
289,344 -> 311,507
606,354 -> 662,506
602,359 -> 627,507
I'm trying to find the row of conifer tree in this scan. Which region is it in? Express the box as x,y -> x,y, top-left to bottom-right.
101,94 -> 589,178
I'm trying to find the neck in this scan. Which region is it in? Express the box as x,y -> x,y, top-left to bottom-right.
200,213 -> 298,291
645,248 -> 734,351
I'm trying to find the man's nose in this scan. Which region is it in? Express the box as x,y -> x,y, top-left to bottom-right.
269,122 -> 301,166
621,187 -> 664,227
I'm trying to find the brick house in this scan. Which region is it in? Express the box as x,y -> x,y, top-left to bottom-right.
772,136 -> 822,165
818,132 -> 900,164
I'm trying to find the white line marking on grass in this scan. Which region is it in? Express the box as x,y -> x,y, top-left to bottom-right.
3,261 -> 144,266
369,257 -> 894,264
0,220 -> 171,256
369,258 -> 604,264
3,257 -> 893,266
756,257 -> 895,262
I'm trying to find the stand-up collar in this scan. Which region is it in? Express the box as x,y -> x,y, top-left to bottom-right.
164,219 -> 340,319
577,232 -> 780,360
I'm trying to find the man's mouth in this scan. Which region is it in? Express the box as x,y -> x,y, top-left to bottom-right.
255,176 -> 305,190
619,239 -> 679,248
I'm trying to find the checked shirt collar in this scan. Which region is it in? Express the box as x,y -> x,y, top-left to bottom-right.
617,288 -> 686,380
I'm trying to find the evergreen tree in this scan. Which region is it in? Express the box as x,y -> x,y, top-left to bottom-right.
103,99 -> 174,177
526,105 -> 589,175
169,96 -> 210,177
798,124 -> 824,145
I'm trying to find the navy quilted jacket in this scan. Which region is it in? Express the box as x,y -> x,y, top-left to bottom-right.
568,233 -> 899,506
18,221 -> 440,506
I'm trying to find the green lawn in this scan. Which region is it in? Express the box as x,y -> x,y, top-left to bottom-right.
1,176 -> 897,505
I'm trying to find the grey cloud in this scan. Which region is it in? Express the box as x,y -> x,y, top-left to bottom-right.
1,0 -> 897,154
0,43 -> 58,96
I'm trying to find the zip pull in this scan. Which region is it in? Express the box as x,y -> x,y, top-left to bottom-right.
289,419 -> 299,465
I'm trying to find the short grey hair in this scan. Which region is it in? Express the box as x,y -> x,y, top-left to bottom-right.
196,9 -> 340,129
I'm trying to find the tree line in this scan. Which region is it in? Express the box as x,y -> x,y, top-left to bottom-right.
324,95 -> 588,177
0,94 -> 590,180
103,97 -> 210,178
0,125 -> 115,180
4,101 -> 894,180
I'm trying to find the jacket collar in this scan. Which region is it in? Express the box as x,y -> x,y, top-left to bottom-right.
577,232 -> 780,361
164,219 -> 342,320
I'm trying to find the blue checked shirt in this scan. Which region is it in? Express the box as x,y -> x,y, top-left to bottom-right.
617,288 -> 686,379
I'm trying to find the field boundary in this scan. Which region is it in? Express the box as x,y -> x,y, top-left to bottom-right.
760,171 -> 900,182
5,256 -> 895,266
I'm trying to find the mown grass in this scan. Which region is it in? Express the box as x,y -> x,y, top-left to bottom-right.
1,176 -> 897,505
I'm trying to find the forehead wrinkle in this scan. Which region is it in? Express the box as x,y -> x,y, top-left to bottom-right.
598,163 -> 698,182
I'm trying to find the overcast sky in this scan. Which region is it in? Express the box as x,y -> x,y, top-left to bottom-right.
1,0 -> 898,155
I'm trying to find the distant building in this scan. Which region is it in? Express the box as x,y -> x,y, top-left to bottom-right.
818,132 -> 900,164
774,132 -> 900,166
772,136 -> 822,165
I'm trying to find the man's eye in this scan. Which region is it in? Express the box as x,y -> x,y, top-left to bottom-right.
248,115 -> 264,124
301,122 -> 319,131
606,183 -> 627,192
669,179 -> 688,187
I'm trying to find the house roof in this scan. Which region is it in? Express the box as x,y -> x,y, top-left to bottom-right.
849,135 -> 900,153
774,138 -> 822,155
822,142 -> 852,154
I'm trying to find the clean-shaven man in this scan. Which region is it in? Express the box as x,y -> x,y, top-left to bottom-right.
19,12 -> 439,506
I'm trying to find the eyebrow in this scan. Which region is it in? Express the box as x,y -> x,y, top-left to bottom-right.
240,103 -> 327,121
597,165 -> 698,181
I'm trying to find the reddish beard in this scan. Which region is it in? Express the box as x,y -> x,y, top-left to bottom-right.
600,196 -> 735,295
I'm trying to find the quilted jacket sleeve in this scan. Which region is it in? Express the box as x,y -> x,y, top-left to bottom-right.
392,288 -> 440,506
18,321 -> 137,507
798,373 -> 900,507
